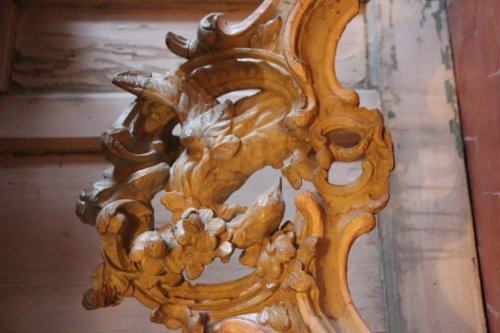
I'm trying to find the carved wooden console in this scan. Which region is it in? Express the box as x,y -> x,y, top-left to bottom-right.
76,0 -> 394,332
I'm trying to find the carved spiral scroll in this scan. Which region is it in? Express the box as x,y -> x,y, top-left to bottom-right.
76,0 -> 394,332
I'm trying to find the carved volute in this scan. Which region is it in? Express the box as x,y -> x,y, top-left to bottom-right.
76,0 -> 394,332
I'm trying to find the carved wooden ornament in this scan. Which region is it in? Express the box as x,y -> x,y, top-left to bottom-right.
76,0 -> 394,332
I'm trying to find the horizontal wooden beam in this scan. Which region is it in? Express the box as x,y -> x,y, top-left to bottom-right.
0,92 -> 130,153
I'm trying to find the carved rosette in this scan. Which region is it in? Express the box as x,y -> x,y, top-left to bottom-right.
76,0 -> 394,332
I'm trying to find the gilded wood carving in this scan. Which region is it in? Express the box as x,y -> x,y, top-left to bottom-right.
76,0 -> 394,332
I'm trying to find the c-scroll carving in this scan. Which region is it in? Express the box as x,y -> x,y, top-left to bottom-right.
76,0 -> 394,332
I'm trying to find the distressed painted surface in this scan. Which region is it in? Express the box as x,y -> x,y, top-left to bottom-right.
366,0 -> 487,332
10,7 -> 367,93
447,0 -> 500,331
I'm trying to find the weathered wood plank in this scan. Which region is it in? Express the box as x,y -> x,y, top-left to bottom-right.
11,6 -> 366,93
366,0 -> 487,332
0,0 -> 17,92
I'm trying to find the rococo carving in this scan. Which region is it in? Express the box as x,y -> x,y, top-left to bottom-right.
76,0 -> 394,332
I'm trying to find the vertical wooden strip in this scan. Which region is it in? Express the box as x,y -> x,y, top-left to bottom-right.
0,0 -> 17,92
446,0 -> 500,331
366,0 -> 487,332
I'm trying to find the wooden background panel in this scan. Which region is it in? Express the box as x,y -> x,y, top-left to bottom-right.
10,6 -> 367,93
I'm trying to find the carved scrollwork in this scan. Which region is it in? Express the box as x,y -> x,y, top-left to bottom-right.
77,0 -> 394,332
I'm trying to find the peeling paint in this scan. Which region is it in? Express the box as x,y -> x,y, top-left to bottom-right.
444,79 -> 464,158
441,45 -> 452,69
421,0 -> 447,40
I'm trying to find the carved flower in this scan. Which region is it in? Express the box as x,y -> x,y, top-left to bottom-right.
256,231 -> 297,285
130,230 -> 183,289
174,208 -> 233,280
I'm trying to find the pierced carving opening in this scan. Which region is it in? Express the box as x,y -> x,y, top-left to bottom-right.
328,159 -> 364,185
326,128 -> 362,148
216,89 -> 261,103
225,166 -> 314,223
192,249 -> 254,284
335,12 -> 365,88
151,190 -> 172,228
172,123 -> 182,137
